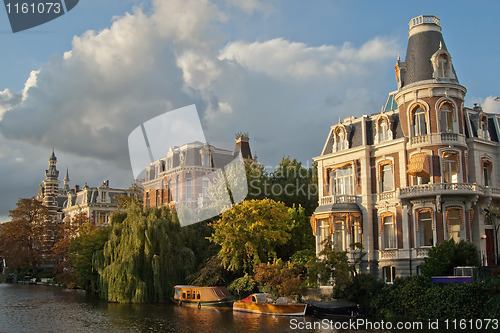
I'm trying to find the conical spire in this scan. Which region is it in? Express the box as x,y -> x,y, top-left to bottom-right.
401,15 -> 458,88
49,149 -> 57,162
62,168 -> 70,192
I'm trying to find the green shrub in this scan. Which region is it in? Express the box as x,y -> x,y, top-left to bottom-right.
420,240 -> 480,277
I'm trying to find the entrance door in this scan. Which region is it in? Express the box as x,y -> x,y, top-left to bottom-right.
485,229 -> 495,266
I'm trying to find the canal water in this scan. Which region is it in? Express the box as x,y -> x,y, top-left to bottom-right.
0,283 -> 466,332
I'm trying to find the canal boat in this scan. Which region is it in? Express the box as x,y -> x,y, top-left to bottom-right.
306,299 -> 359,318
233,293 -> 307,316
173,285 -> 234,309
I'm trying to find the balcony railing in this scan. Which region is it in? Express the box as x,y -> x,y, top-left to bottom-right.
320,195 -> 358,206
398,183 -> 485,198
416,248 -> 430,257
441,132 -> 458,142
409,15 -> 440,29
410,135 -> 429,145
378,191 -> 396,201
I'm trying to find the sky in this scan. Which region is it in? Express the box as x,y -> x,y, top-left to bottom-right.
1,0 -> 500,222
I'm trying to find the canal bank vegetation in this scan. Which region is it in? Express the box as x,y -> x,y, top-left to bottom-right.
335,240 -> 500,319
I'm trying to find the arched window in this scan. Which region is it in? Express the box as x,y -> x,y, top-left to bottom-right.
377,117 -> 390,143
411,105 -> 427,137
481,157 -> 493,186
439,101 -> 455,133
333,126 -> 348,151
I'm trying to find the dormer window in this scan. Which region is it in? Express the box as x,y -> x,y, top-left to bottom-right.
437,54 -> 449,78
479,115 -> 489,140
375,116 -> 393,144
431,48 -> 456,80
410,105 -> 427,137
379,119 -> 388,141
332,126 -> 348,152
439,101 -> 455,133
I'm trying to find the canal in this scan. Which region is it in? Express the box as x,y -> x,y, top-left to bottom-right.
0,284 -> 323,333
0,284 -> 456,332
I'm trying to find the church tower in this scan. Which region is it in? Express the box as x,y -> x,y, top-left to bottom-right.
42,150 -> 61,221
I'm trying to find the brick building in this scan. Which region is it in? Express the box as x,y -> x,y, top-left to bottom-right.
311,15 -> 500,282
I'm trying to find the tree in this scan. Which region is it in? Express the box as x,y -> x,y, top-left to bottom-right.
276,204 -> 315,260
420,239 -> 480,277
268,157 -> 318,216
208,199 -> 292,275
117,180 -> 144,209
0,197 -> 49,274
52,212 -> 88,284
254,259 -> 303,299
98,204 -> 200,303
68,221 -> 110,291
307,238 -> 355,295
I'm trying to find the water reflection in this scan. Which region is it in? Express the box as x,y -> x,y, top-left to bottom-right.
0,284 -> 440,333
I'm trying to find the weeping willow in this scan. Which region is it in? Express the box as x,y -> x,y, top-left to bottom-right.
96,204 -> 199,303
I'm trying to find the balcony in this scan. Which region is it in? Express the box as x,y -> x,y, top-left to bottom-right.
409,133 -> 466,148
398,183 -> 484,199
320,195 -> 358,206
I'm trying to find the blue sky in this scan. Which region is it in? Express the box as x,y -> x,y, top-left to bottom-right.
1,0 -> 500,221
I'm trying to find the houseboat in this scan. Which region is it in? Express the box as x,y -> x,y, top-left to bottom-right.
233,293 -> 307,316
173,285 -> 234,309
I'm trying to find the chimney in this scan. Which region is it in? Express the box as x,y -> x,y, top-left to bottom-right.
234,132 -> 252,159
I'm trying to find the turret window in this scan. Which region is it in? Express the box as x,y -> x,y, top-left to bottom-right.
439,102 -> 455,133
410,106 -> 427,137
437,54 -> 449,78
442,152 -> 459,183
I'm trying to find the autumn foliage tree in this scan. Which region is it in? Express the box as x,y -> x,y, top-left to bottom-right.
52,212 -> 89,284
0,197 -> 49,274
254,259 -> 303,299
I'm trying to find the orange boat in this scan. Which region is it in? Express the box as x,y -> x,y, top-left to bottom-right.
233,293 -> 307,316
173,285 -> 234,309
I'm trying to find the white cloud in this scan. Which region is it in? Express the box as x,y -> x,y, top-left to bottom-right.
481,96 -> 500,114
225,0 -> 274,16
0,89 -> 21,121
219,37 -> 398,79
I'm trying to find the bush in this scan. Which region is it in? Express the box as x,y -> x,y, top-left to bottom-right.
420,239 -> 480,277
228,274 -> 257,299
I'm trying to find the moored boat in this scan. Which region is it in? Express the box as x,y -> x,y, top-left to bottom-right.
233,293 -> 307,316
306,299 -> 359,318
173,285 -> 234,309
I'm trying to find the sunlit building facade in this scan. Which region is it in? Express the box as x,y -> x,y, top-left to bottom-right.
311,15 -> 500,282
